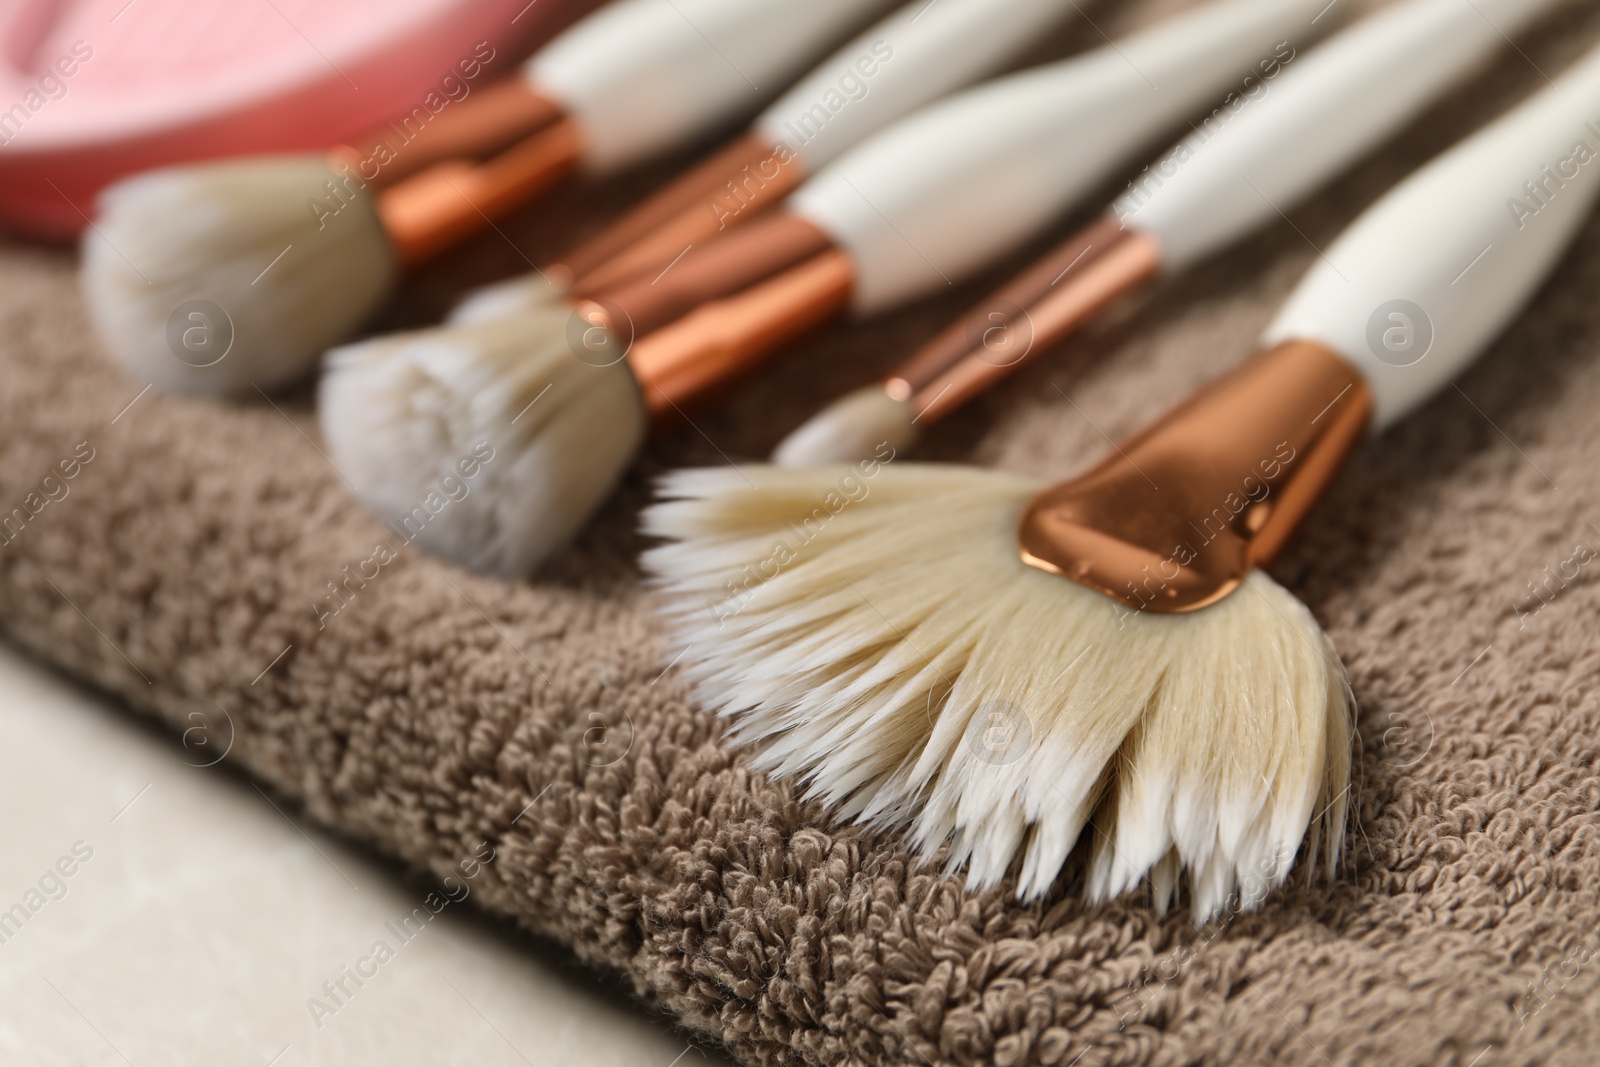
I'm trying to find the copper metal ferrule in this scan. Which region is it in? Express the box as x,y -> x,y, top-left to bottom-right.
552,133 -> 806,295
1019,339 -> 1373,613
568,211 -> 854,418
328,80 -> 566,188
886,214 -> 1163,423
376,116 -> 584,267
629,251 -> 853,417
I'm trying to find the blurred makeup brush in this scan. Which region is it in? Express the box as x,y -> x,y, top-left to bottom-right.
320,0 -> 1333,578
773,0 -> 1574,466
84,0 -> 893,395
449,0 -> 1093,326
642,44 -> 1600,919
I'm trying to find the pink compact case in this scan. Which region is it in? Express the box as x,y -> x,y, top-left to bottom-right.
0,0 -> 593,237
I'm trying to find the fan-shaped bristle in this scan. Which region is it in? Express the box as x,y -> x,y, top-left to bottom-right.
319,306 -> 645,577
642,463 -> 1352,921
447,271 -> 564,326
83,156 -> 396,394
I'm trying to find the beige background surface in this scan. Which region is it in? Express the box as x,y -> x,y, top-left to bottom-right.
0,642 -> 730,1066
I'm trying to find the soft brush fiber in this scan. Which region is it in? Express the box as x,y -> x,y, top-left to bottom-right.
643,464 -> 1350,921
7,2 -> 1600,1062
83,156 -> 396,394
320,307 -> 645,577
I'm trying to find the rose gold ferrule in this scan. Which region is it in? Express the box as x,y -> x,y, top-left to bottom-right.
574,212 -> 833,340
562,211 -> 852,418
886,214 -> 1163,424
552,134 -> 807,295
629,251 -> 854,418
376,117 -> 584,267
1019,340 -> 1373,613
328,81 -> 565,188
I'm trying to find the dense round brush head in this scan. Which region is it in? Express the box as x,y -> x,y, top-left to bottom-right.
642,463 -> 1352,921
83,156 -> 397,395
771,385 -> 919,467
319,306 -> 646,578
447,272 -> 566,327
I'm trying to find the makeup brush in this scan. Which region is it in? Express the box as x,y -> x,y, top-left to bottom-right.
449,0 -> 1092,326
83,0 -> 893,395
773,0 -> 1574,466
321,0 -> 1333,578
642,43 -> 1600,920
0,0 -> 569,239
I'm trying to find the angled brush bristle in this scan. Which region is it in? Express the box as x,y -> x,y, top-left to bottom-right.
447,271 -> 565,326
319,307 -> 645,577
83,156 -> 397,394
771,385 -> 919,467
642,463 -> 1352,920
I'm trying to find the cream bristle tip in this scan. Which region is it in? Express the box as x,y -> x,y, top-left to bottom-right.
771,385 -> 919,467
319,307 -> 645,577
642,464 -> 1352,921
447,273 -> 568,326
83,156 -> 397,394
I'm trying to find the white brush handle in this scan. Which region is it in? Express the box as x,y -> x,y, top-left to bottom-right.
791,0 -> 1330,315
526,0 -> 895,174
753,0 -> 1081,172
1263,42 -> 1600,430
1120,0 -> 1572,271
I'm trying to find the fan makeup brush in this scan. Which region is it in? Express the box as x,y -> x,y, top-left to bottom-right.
449,0 -> 1093,326
774,0 -> 1575,465
320,0 -> 1334,578
642,43 -> 1600,920
84,0 -> 893,395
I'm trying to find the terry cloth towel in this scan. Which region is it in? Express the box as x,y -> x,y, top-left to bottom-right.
6,3 -> 1600,1064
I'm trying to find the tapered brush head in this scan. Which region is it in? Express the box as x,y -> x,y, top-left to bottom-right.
319,306 -> 645,577
83,156 -> 397,394
771,385 -> 919,467
642,464 -> 1351,921
447,272 -> 566,326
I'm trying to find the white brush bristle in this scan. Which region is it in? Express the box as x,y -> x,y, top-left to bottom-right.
771,385 -> 919,467
642,464 -> 1352,921
319,306 -> 645,577
447,271 -> 565,326
83,156 -> 396,394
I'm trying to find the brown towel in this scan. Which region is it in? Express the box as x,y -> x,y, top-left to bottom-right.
7,4 -> 1600,1063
